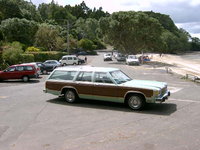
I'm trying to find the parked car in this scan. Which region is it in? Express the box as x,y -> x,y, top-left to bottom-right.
104,53 -> 112,61
43,60 -> 61,72
59,55 -> 79,66
116,53 -> 126,61
77,51 -> 87,55
22,62 -> 41,77
78,58 -> 85,65
35,62 -> 49,74
126,55 -> 140,65
0,64 -> 37,82
44,66 -> 170,110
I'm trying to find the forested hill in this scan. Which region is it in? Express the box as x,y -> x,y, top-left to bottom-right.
0,0 -> 200,55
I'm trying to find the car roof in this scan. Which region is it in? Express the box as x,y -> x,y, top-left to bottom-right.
54,66 -> 119,72
62,55 -> 77,57
10,64 -> 35,67
45,60 -> 58,62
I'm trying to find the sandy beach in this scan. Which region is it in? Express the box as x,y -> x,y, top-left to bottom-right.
152,52 -> 200,78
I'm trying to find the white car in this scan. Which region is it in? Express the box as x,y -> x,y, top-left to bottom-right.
116,53 -> 126,61
104,53 -> 112,61
59,55 -> 79,66
126,55 -> 139,65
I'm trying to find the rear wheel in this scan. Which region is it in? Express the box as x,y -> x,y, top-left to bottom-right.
22,76 -> 29,82
64,90 -> 78,103
127,94 -> 145,110
42,70 -> 47,74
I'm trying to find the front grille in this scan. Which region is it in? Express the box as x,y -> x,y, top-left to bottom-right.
161,86 -> 167,95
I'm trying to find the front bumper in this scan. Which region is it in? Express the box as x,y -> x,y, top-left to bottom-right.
156,90 -> 170,102
104,57 -> 112,61
128,61 -> 139,65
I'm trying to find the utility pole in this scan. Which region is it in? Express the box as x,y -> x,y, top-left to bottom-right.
67,20 -> 70,54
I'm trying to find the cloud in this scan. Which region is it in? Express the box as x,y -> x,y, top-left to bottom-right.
176,22 -> 200,33
28,0 -> 200,37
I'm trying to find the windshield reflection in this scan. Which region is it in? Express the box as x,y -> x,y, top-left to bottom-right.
110,70 -> 132,84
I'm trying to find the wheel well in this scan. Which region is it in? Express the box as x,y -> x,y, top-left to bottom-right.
61,88 -> 78,96
124,92 -> 146,104
22,75 -> 29,79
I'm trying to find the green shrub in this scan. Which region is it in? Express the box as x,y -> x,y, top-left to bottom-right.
28,51 -> 68,62
92,40 -> 106,50
78,39 -> 94,50
2,42 -> 23,65
87,50 -> 97,55
26,46 -> 40,52
21,54 -> 34,63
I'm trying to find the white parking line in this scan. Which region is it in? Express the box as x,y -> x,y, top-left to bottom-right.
169,98 -> 200,103
168,86 -> 183,93
0,96 -> 8,99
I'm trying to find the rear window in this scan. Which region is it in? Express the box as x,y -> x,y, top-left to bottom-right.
24,66 -> 34,71
49,71 -> 77,80
76,71 -> 92,82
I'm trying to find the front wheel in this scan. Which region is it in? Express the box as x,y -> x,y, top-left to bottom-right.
22,76 -> 29,82
64,90 -> 78,103
127,95 -> 145,110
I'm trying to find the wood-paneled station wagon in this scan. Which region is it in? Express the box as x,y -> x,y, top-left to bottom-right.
44,66 -> 170,110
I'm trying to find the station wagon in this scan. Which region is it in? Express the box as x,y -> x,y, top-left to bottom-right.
44,66 -> 170,110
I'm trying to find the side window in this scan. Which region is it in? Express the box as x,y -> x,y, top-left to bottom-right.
16,66 -> 24,71
68,57 -> 72,60
7,67 -> 15,72
49,71 -> 77,80
24,66 -> 33,71
94,72 -> 114,84
76,71 -> 92,82
62,57 -> 67,60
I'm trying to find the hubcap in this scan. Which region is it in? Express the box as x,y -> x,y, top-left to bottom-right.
66,91 -> 75,102
128,96 -> 141,109
23,76 -> 28,82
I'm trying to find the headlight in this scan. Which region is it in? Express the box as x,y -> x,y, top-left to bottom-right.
154,90 -> 161,96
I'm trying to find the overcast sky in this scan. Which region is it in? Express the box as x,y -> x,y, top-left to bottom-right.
29,0 -> 200,38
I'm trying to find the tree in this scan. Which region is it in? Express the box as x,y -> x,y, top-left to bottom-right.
75,18 -> 99,40
2,41 -> 23,65
78,38 -> 95,50
161,28 -> 190,54
16,0 -> 42,22
100,11 -> 164,54
1,18 -> 38,45
66,1 -> 89,19
190,37 -> 200,51
34,23 -> 65,51
0,0 -> 22,21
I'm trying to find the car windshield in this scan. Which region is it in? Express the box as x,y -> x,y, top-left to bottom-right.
110,70 -> 132,84
129,55 -> 136,59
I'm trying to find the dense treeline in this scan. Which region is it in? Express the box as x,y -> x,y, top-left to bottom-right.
0,0 -> 200,67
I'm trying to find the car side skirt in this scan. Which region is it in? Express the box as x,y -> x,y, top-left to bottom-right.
79,94 -> 124,103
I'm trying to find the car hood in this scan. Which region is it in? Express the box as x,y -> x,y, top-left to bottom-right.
127,58 -> 139,62
0,71 -> 3,74
121,79 -> 167,90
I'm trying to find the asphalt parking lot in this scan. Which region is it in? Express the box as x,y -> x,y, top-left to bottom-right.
0,53 -> 200,150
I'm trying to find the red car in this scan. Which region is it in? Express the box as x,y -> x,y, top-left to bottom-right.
0,64 -> 38,82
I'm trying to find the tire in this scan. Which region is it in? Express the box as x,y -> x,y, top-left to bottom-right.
22,76 -> 29,82
63,63 -> 67,66
127,94 -> 145,110
42,70 -> 47,74
64,90 -> 78,103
